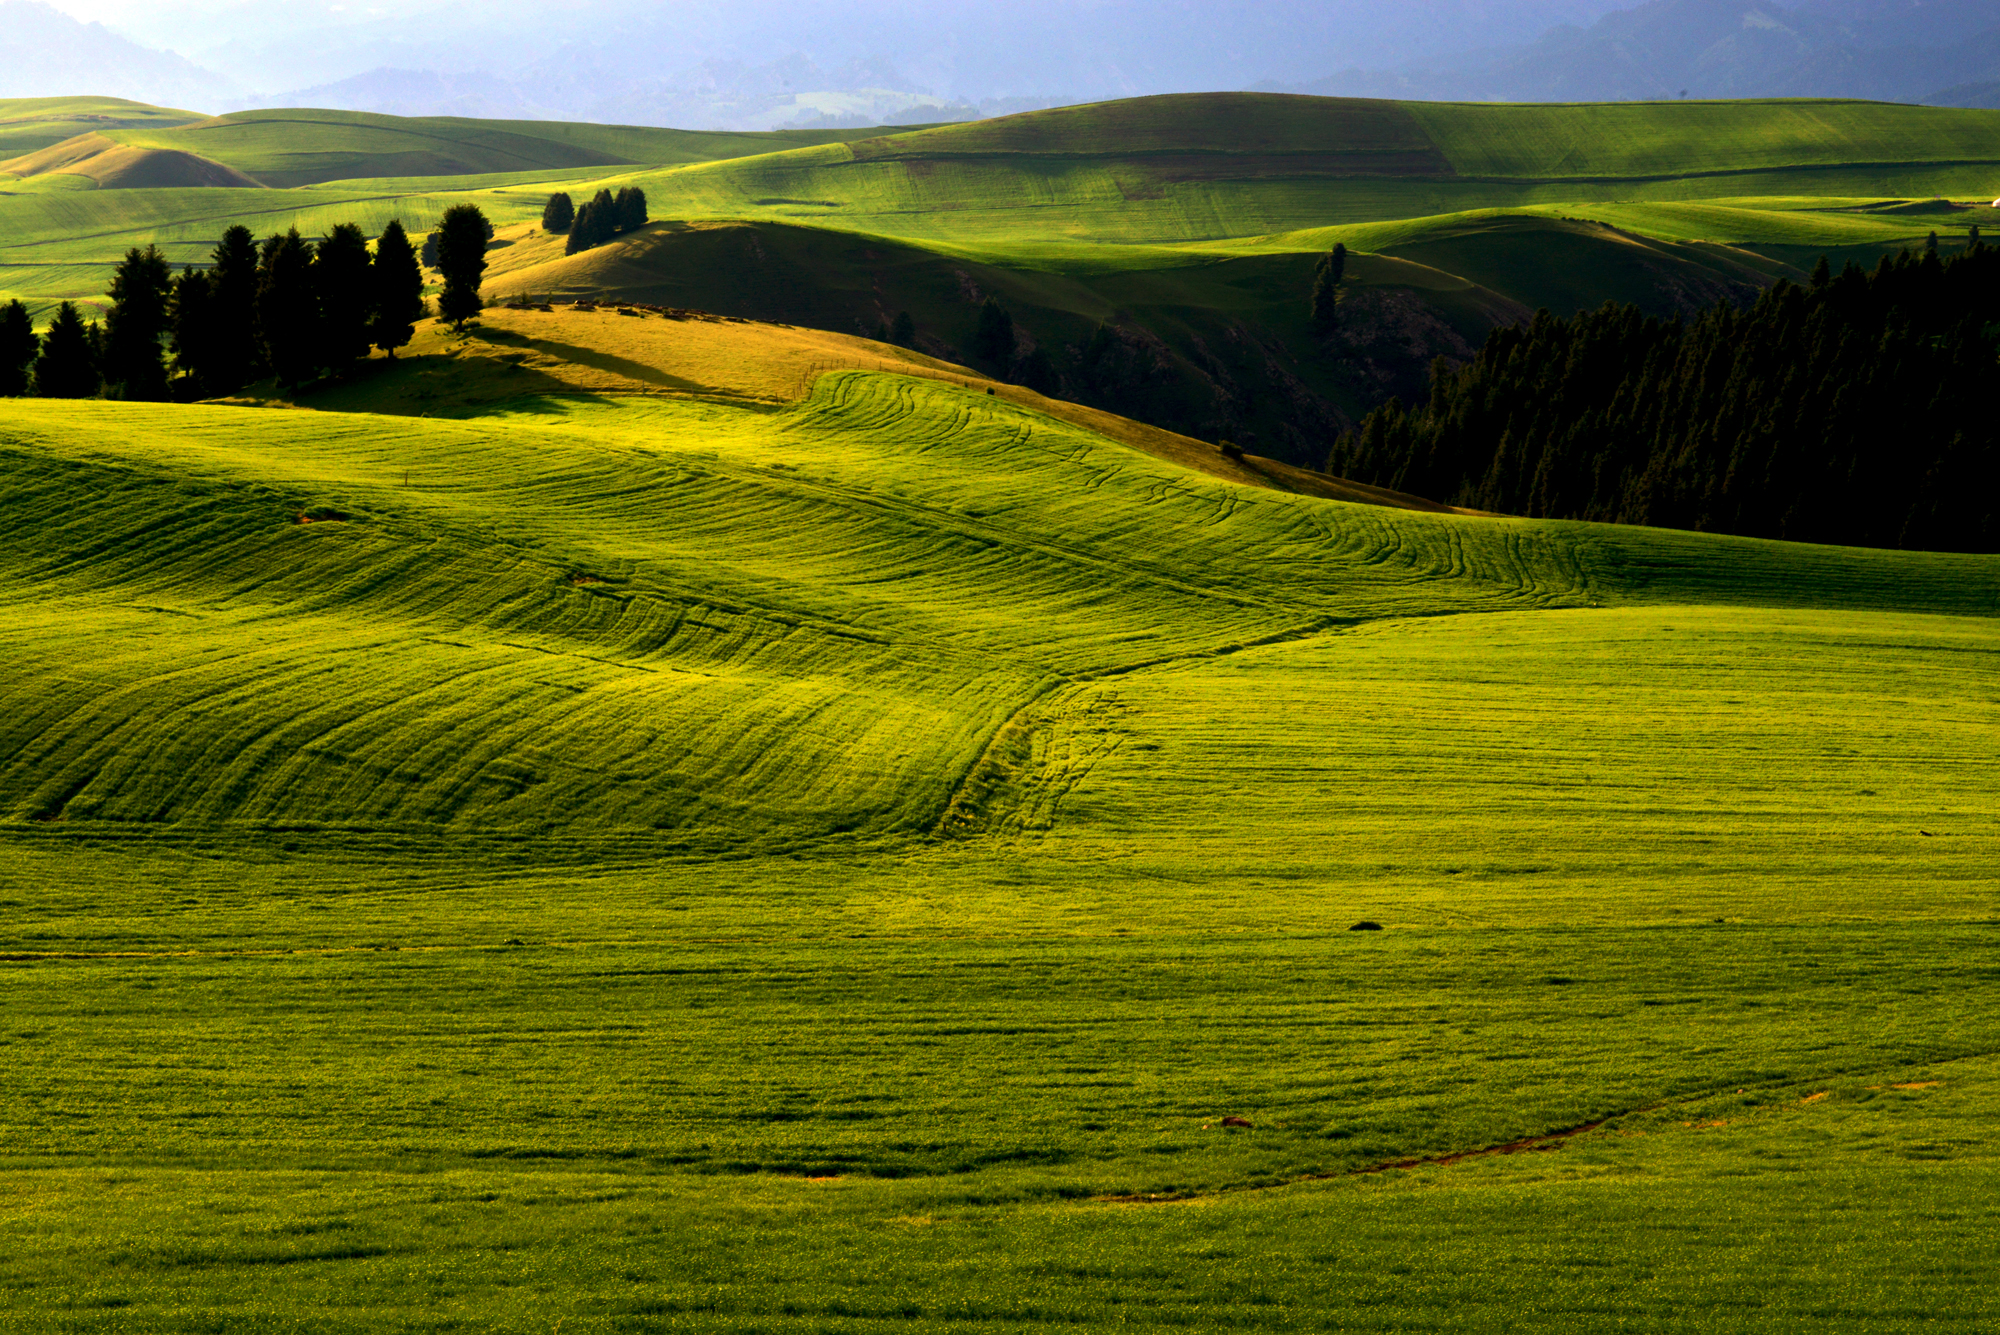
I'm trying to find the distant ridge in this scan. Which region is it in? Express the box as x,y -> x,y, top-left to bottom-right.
0,0 -> 232,107
1276,0 -> 2000,108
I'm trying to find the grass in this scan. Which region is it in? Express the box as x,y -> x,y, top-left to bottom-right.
0,95 -> 205,158
3,97 -> 1999,1328
1409,98 -> 2000,179
0,354 -> 1995,1324
2,106 -> 922,191
10,94 -> 1999,327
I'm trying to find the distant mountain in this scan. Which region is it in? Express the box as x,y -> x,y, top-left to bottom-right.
1929,80 -> 2000,107
1282,0 -> 2000,106
0,0 -> 232,107
160,1 -> 1636,128
234,55 -> 1050,132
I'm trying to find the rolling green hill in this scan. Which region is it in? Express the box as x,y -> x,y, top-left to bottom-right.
0,95 -> 204,158
9,93 -> 1994,473
2,322 -> 1997,1327
574,94 -> 2000,249
0,103 -> 940,192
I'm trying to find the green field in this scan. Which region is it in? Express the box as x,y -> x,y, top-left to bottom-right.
6,93 -> 1995,470
4,88 -> 1999,1329
3,344 -> 1998,1327
7,93 -> 1997,325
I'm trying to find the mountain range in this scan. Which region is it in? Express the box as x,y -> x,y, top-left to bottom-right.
1283,0 -> 2000,106
8,0 -> 1998,126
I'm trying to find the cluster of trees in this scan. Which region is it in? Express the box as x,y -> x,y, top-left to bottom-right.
0,204 -> 493,401
552,188 -> 649,255
1327,244 -> 1999,553
1310,245 -> 1347,328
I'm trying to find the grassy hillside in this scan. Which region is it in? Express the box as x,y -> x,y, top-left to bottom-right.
570,95 -> 2000,250
1409,98 -> 2000,179
472,218 -> 1535,461
0,95 -> 204,158
2,334 -> 1997,1327
1,107 -> 934,192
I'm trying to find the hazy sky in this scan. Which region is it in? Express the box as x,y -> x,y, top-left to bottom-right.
42,0 -> 1650,90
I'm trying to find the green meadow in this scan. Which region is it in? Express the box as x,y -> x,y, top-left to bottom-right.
3,87 -> 2000,1330
7,93 -> 2000,326
3,351 -> 1998,1328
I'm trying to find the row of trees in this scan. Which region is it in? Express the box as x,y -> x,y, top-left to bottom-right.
1,204 -> 493,400
1326,244 -> 1999,552
545,188 -> 649,255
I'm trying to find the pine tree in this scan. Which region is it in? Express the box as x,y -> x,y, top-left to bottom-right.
33,301 -> 100,398
891,311 -> 916,348
1926,231 -> 1940,256
0,299 -> 37,396
103,244 -> 174,400
1310,244 -> 1346,328
564,201 -> 598,256
542,191 -> 575,233
167,267 -> 216,397
434,203 -> 491,330
209,225 -> 262,393
421,231 -> 440,269
614,186 -> 648,233
369,219 -> 426,358
565,190 -> 621,255
973,297 -> 1014,364
1329,245 -> 2000,552
257,228 -> 322,390
316,222 -> 375,369
1018,346 -> 1059,396
1810,255 -> 1832,289
1970,224 -> 1983,250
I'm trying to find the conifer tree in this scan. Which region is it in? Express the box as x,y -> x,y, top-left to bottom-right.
891,311 -> 916,348
1325,245 -> 1999,553
33,301 -> 100,398
369,219 -> 426,358
0,299 -> 36,396
614,186 -> 648,233
973,297 -> 1014,364
434,203 -> 491,330
167,267 -> 216,397
564,201 -> 597,256
257,228 -> 322,390
209,225 -> 262,392
316,222 -> 375,369
542,191 -> 575,233
1810,255 -> 1832,289
1310,244 -> 1346,328
1018,346 -> 1059,396
103,244 -> 174,400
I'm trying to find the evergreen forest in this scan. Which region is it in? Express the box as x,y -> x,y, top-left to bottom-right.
1328,245 -> 2000,553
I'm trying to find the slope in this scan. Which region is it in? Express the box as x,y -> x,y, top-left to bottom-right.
593,94 -> 2000,247
63,108 -> 941,189
0,131 -> 262,189
475,219 -> 1531,463
294,305 -> 1448,509
3,340 -> 1999,1329
2,359 -> 1992,851
0,94 -> 206,158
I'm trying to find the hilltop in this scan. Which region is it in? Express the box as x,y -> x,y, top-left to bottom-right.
0,105 -> 921,192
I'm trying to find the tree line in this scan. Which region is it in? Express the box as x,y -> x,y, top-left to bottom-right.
542,188 -> 649,255
0,204 -> 493,400
1326,244 -> 1999,553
